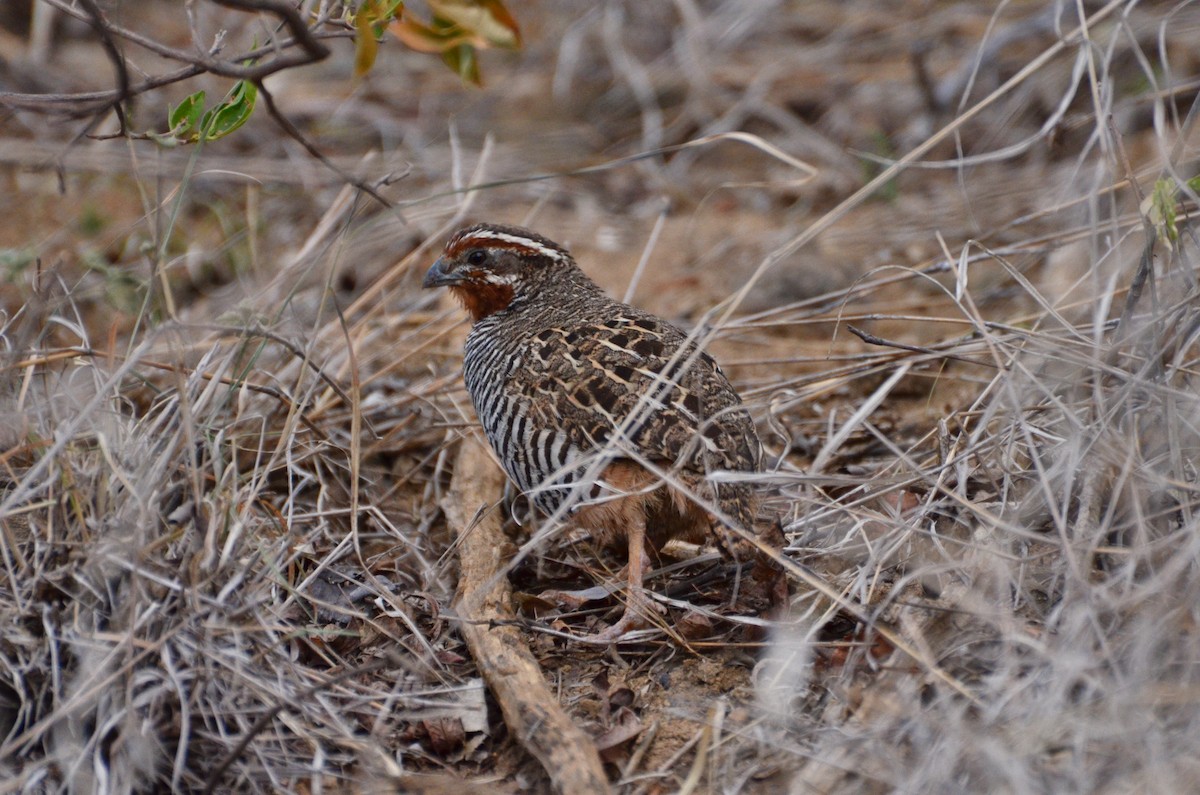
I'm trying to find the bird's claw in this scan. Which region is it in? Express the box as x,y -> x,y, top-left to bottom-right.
569,587 -> 666,644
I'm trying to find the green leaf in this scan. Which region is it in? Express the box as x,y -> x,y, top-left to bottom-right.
1145,178 -> 1179,247
199,80 -> 258,141
373,0 -> 405,36
168,91 -> 206,137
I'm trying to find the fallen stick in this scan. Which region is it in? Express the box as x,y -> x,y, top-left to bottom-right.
443,437 -> 612,795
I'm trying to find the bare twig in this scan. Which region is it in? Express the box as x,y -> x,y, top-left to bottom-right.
444,438 -> 612,795
256,81 -> 395,209
0,0 -> 340,115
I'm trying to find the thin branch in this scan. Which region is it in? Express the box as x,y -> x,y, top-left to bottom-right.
78,0 -> 130,117
0,2 -> 346,114
846,324 -> 1001,369
256,80 -> 395,209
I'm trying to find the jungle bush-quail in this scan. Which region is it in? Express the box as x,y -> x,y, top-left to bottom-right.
424,222 -> 773,641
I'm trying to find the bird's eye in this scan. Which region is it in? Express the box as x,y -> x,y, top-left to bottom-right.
466,249 -> 488,266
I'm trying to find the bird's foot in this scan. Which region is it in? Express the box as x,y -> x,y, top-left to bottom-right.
570,587 -> 667,645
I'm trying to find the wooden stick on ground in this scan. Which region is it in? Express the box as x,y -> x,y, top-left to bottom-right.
443,437 -> 612,795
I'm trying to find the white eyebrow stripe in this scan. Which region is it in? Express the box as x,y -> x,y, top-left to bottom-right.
482,272 -> 519,285
463,230 -> 567,262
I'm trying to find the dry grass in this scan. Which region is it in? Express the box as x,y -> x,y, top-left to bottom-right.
2,0 -> 1199,792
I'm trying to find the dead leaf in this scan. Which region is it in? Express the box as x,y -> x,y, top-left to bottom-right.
677,610 -> 714,640
354,0 -> 382,76
388,0 -> 520,85
423,716 -> 466,755
429,0 -> 520,48
594,706 -> 643,754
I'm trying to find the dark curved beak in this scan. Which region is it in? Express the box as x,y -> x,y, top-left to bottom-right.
422,257 -> 460,289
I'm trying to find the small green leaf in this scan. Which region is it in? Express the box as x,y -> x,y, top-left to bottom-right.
374,0 -> 405,36
199,80 -> 257,141
1145,178 -> 1179,247
0,248 -> 38,281
168,91 -> 206,137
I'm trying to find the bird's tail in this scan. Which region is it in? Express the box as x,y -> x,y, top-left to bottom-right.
713,485 -> 764,562
712,488 -> 788,617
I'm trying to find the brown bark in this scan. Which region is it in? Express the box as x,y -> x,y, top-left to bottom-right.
444,437 -> 612,795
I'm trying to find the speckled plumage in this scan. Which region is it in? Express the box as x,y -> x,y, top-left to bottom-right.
425,223 -> 768,638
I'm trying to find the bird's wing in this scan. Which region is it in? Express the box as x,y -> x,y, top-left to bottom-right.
515,312 -> 759,480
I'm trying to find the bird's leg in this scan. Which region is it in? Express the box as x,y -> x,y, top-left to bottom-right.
537,515 -> 664,641
577,513 -> 665,643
